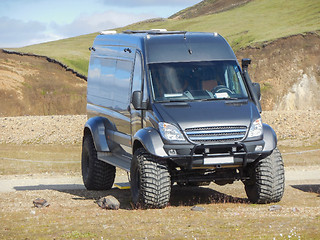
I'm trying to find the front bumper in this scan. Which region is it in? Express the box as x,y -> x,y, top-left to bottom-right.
162,140 -> 267,169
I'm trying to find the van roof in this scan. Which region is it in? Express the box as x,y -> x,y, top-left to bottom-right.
93,30 -> 237,64
122,29 -> 187,35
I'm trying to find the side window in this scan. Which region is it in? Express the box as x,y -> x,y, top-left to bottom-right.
100,58 -> 116,102
131,51 -> 143,93
87,56 -> 101,96
87,57 -> 116,107
114,59 -> 133,109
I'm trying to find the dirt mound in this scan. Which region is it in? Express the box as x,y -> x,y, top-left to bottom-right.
0,50 -> 87,117
170,0 -> 252,19
236,32 -> 320,111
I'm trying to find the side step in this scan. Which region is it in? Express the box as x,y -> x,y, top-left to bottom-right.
114,182 -> 130,189
97,152 -> 131,172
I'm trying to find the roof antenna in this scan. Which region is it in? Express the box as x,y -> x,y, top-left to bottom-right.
184,32 -> 193,54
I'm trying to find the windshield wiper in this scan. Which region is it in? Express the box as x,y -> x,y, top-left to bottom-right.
157,99 -> 188,103
202,97 -> 247,101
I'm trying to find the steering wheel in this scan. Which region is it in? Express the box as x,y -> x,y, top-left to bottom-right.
212,85 -> 234,95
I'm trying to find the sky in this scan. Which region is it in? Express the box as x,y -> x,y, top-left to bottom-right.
0,0 -> 202,48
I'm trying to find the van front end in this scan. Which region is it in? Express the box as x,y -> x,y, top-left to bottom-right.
163,138 -> 266,170
134,110 -> 277,186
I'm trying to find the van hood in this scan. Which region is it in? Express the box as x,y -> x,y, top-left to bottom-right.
153,100 -> 260,130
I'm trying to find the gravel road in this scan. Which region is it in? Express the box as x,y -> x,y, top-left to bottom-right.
0,167 -> 318,193
0,110 -> 319,145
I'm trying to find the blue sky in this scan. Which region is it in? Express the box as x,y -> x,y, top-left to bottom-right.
0,0 -> 202,48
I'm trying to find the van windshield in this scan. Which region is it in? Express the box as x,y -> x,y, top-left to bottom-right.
149,61 -> 248,102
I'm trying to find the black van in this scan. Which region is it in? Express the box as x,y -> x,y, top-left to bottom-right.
82,30 -> 285,208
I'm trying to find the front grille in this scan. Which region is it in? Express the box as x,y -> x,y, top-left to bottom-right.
185,126 -> 247,143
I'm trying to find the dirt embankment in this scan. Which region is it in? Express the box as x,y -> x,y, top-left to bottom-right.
237,32 -> 320,111
0,50 -> 87,117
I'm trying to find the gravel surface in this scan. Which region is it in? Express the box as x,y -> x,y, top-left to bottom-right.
0,110 -> 319,145
262,110 -> 320,146
0,115 -> 86,145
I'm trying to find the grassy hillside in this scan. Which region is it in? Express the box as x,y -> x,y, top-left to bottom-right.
14,33 -> 96,76
169,0 -> 252,19
14,0 -> 320,76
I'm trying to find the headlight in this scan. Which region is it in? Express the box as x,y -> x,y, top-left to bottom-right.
159,122 -> 185,142
247,118 -> 263,139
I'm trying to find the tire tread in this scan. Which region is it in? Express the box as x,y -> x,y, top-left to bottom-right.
245,148 -> 285,203
82,134 -> 116,190
132,148 -> 171,208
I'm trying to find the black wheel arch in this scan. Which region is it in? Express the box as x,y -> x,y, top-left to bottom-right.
84,116 -> 115,152
133,127 -> 168,157
261,123 -> 277,153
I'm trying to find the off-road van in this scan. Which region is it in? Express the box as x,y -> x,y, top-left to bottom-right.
82,30 -> 285,208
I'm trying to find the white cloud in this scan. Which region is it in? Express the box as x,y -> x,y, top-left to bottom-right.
100,0 -> 201,7
50,11 -> 155,38
0,10 -> 155,48
0,17 -> 51,48
0,0 -> 202,48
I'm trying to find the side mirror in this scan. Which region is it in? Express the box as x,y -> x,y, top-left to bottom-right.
241,58 -> 262,112
132,91 -> 144,110
242,58 -> 251,71
252,82 -> 261,101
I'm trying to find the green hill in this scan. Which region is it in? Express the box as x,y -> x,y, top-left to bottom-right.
169,0 -> 252,19
14,0 -> 320,77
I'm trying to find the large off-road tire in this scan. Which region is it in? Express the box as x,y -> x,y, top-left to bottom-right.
81,134 -> 116,190
244,148 -> 285,204
130,148 -> 171,208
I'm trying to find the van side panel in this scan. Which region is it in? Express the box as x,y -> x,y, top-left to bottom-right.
111,56 -> 134,152
87,36 -> 141,157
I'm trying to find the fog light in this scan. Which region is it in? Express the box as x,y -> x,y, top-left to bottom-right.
168,149 -> 177,156
255,145 -> 263,152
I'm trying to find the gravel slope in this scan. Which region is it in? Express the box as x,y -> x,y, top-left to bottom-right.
0,110 -> 319,145
0,115 -> 86,145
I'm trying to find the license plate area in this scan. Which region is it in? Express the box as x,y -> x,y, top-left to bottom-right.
204,156 -> 234,165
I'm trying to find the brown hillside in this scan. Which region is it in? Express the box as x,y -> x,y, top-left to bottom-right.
0,50 -> 87,117
236,32 -> 320,111
170,0 -> 252,19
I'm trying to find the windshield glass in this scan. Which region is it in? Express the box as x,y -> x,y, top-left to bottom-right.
149,61 -> 248,102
